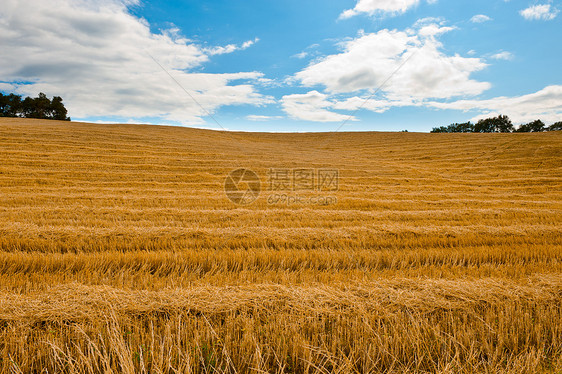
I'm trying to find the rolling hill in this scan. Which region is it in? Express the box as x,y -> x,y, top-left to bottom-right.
1,117 -> 561,373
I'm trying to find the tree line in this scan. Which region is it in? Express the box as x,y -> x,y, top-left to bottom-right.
431,115 -> 561,133
0,92 -> 70,121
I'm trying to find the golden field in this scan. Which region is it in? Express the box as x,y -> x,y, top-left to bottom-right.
0,117 -> 561,373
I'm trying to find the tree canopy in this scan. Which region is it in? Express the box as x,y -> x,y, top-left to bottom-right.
516,119 -> 545,133
431,122 -> 475,133
432,115 -> 560,133
0,92 -> 70,121
474,115 -> 514,133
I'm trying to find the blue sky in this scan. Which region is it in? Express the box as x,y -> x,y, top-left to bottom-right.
0,0 -> 561,132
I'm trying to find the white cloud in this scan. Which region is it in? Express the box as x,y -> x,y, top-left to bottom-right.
204,38 -> 259,56
292,43 -> 322,60
470,14 -> 492,23
413,17 -> 445,27
301,84 -> 562,125
292,51 -> 309,59
246,115 -> 283,121
294,26 -> 490,101
417,24 -> 456,37
287,21 -> 558,125
323,84 -> 562,125
0,83 -> 16,92
340,0 -> 436,19
0,0 -> 270,124
520,4 -> 559,20
281,91 -> 356,122
426,85 -> 562,124
332,96 -> 417,113
490,51 -> 514,60
242,38 -> 259,49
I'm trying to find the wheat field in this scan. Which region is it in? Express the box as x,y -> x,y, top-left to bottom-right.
0,117 -> 561,373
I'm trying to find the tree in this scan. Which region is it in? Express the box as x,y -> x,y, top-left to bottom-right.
50,96 -> 70,120
431,126 -> 449,133
475,115 -> 513,133
25,93 -> 52,119
528,119 -> 545,132
0,93 -> 22,117
21,96 -> 35,118
432,116 -> 561,133
496,115 -> 514,133
0,92 -> 70,121
431,122 -> 474,133
450,122 -> 474,133
0,93 -> 5,116
517,120 -> 545,132
474,118 -> 495,133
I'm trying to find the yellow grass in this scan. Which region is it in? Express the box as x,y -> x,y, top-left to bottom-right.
0,117 -> 561,373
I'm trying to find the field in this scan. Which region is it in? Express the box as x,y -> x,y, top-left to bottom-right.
0,117 -> 561,373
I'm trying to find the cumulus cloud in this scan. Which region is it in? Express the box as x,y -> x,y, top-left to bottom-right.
281,91 -> 356,122
426,85 -> 562,124
520,4 -> 559,20
281,22 -> 500,122
287,21 -> 558,124
293,26 -> 490,101
470,14 -> 492,23
0,0 -> 269,124
340,0 -> 436,19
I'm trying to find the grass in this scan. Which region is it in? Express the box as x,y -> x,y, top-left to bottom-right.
0,117 -> 561,373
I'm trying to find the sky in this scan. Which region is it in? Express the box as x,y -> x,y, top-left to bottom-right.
0,0 -> 561,132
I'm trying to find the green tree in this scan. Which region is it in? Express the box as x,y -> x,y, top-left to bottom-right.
2,92 -> 70,121
475,115 -> 513,133
517,120 -> 545,132
431,126 -> 449,133
547,122 -> 562,131
496,115 -> 514,133
474,118 -> 495,133
431,122 -> 474,133
21,96 -> 35,118
0,93 -> 5,116
0,93 -> 22,117
50,96 -> 70,121
30,92 -> 52,119
0,93 -> 7,117
450,122 -> 474,133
